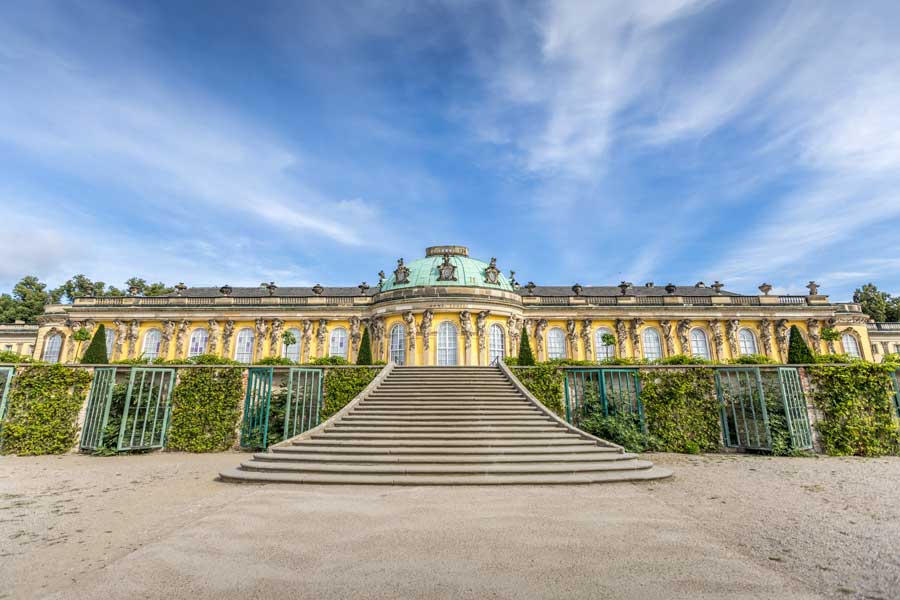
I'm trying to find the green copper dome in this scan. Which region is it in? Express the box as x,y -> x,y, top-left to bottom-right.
381,246 -> 514,292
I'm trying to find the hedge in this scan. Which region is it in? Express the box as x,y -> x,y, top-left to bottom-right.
638,369 -> 720,454
807,363 -> 900,456
509,365 -> 565,417
0,364 -> 92,455
321,367 -> 379,419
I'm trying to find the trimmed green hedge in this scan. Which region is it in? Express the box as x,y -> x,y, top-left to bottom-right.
808,363 -> 900,456
0,365 -> 92,455
321,367 -> 379,419
639,368 -> 720,454
166,355 -> 244,452
509,365 -> 565,417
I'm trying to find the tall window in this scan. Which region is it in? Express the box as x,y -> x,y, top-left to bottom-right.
489,324 -> 505,364
842,333 -> 861,358
437,321 -> 458,366
42,333 -> 62,363
547,327 -> 566,359
188,328 -> 208,357
142,329 -> 161,361
234,328 -> 254,363
642,328 -> 662,360
283,327 -> 301,362
105,327 -> 115,356
330,327 -> 348,359
738,329 -> 758,356
595,327 -> 615,360
390,324 -> 406,365
690,329 -> 710,360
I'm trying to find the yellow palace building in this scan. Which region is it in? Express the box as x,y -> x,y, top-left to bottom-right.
33,245 -> 874,365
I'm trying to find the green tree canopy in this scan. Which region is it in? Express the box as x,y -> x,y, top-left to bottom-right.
0,276 -> 62,323
787,325 -> 815,364
356,327 -> 372,365
81,324 -> 109,364
518,326 -> 535,366
853,283 -> 890,322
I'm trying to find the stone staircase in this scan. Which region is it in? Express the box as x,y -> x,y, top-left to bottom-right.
220,366 -> 672,485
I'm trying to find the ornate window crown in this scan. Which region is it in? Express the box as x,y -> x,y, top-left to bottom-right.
483,257 -> 501,285
437,254 -> 457,281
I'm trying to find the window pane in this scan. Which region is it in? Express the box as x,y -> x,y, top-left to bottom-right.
489,324 -> 505,364
642,329 -> 662,360
690,329 -> 710,359
42,334 -> 62,363
188,329 -> 208,357
594,328 -> 615,360
390,325 -> 406,365
330,328 -> 348,358
437,322 -> 458,366
738,329 -> 757,356
547,328 -> 566,359
235,329 -> 254,363
142,329 -> 161,361
283,328 -> 301,362
842,333 -> 860,358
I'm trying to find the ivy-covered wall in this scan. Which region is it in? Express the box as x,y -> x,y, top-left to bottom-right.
509,365 -> 565,417
321,367 -> 379,419
639,368 -> 720,454
0,365 -> 92,455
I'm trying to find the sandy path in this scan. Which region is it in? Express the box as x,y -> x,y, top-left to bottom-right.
2,452 -> 897,599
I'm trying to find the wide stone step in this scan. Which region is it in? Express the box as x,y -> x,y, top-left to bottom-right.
349,409 -> 540,416
255,451 -> 631,463
219,466 -> 673,485
287,439 -> 603,450
312,432 -> 579,440
328,425 -> 564,433
236,458 -> 654,475
341,417 -> 550,424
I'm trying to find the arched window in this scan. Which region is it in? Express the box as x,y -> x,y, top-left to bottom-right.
282,327 -> 301,362
390,324 -> 406,365
330,327 -> 348,359
104,327 -> 115,356
594,327 -> 615,360
234,328 -> 254,363
188,328 -> 209,357
489,324 -> 505,364
642,328 -> 662,360
437,321 -> 458,366
547,327 -> 567,359
842,332 -> 861,358
738,329 -> 758,356
142,329 -> 161,361
42,333 -> 62,363
690,329 -> 710,360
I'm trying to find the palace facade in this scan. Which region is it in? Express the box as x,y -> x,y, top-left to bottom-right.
32,245 -> 874,365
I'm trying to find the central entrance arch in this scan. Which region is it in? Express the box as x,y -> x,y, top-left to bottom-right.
437,321 -> 459,366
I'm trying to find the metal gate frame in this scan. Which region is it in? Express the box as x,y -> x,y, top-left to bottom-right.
563,368 -> 643,429
716,367 -> 771,451
0,366 -> 15,422
80,367 -> 117,451
890,371 -> 900,419
284,367 -> 323,439
778,367 -> 813,451
241,367 -> 273,449
117,367 -> 175,451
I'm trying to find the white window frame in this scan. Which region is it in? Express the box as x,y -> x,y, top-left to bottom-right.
437,321 -> 458,366
234,328 -> 254,363
690,328 -> 711,360
389,324 -> 406,365
282,327 -> 301,362
42,333 -> 63,363
642,328 -> 662,360
738,328 -> 758,356
142,329 -> 162,361
842,332 -> 861,358
188,328 -> 209,358
489,323 -> 505,364
594,327 -> 615,360
329,327 -> 348,359
547,327 -> 567,359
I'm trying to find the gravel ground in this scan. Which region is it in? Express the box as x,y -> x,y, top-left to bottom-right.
1,452 -> 898,599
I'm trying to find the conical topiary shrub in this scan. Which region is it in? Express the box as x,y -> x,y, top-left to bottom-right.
787,325 -> 815,364
81,324 -> 109,364
518,326 -> 535,366
356,327 -> 372,365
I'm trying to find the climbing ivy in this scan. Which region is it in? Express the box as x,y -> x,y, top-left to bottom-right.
509,365 -> 565,417
639,368 -> 720,454
320,367 -> 379,419
807,363 -> 900,456
166,355 -> 244,452
0,364 -> 92,455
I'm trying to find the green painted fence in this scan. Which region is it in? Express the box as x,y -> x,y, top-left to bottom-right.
0,366 -> 14,422
118,367 -> 175,451
283,368 -> 324,439
79,367 -> 117,451
563,368 -> 644,429
240,367 -> 273,449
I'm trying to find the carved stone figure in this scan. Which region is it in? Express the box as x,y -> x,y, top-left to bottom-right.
127,320 -> 140,358
535,319 -> 548,359
630,319 -> 644,357
775,319 -> 789,360
378,271 -> 386,289
476,311 -> 489,353
113,320 -> 127,360
581,319 -> 593,361
349,316 -> 362,354
312,284 -> 324,296
709,320 -> 724,360
160,320 -> 176,359
301,320 -> 313,362
255,318 -> 268,361
175,320 -> 189,359
316,319 -> 328,357
524,282 -> 536,295
270,319 -> 284,358
677,320 -> 691,355
806,318 -> 821,354
65,320 -> 82,362
566,319 -> 578,356
437,254 -> 458,281
615,319 -> 628,357
725,319 -> 740,357
507,315 -> 521,356
370,317 -> 385,359
824,317 -> 837,353
222,321 -> 235,357
483,258 -> 501,285
460,312 -> 474,363
394,259 -> 410,284
420,310 -> 434,351
207,320 -> 220,355
758,319 -> 772,357
806,281 -> 820,296
659,320 -> 675,357
403,312 -> 417,355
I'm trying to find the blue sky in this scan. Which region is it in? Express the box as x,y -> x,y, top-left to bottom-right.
2,1 -> 900,301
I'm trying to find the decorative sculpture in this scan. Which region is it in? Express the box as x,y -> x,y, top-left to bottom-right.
580,319 -> 593,360
660,320 -> 675,356
758,283 -> 773,295
758,319 -> 772,356
219,285 -> 232,296
775,319 -> 789,360
174,282 -> 187,296
711,281 -> 724,294
618,281 -> 632,296
676,320 -> 691,355
222,320 -> 235,357
301,320 -> 313,362
207,320 -> 220,354
571,283 -> 583,296
629,319 -> 643,356
437,254 -> 458,281
806,281 -> 820,296
358,282 -> 370,295
508,271 -> 518,289
420,310 -> 434,351
725,319 -> 740,357
524,282 -> 536,295
113,319 -> 127,360
394,258 -> 410,285
665,283 -> 677,295
476,311 -> 490,353
127,320 -> 140,358
270,319 -> 284,357
484,258 -> 501,285
316,319 -> 328,356
534,319 -> 547,359
312,283 -> 324,296
403,312 -> 417,355
262,282 -> 277,296
161,320 -> 176,359
507,315 -> 521,356
709,320 -> 724,360
806,318 -> 821,354
349,316 -> 362,354
175,319 -> 189,359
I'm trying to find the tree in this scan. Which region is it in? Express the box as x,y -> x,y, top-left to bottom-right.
356,327 -> 372,365
787,325 -> 815,364
518,326 -> 535,366
853,283 -> 890,322
81,324 -> 109,364
0,276 -> 61,323
887,297 -> 900,322
53,274 -> 107,303
124,278 -> 173,297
